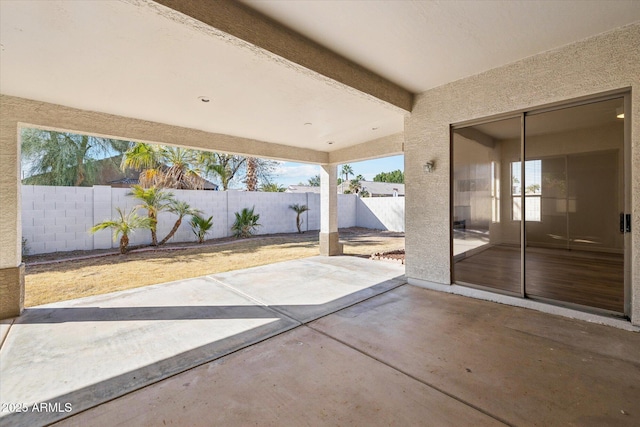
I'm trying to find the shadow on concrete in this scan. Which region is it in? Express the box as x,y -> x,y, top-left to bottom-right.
1,257 -> 406,427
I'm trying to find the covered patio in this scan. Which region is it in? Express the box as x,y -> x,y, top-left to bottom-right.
2,1 -> 640,425
2,256 -> 639,426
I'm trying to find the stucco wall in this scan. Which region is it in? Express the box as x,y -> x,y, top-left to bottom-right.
21,187 -> 386,254
405,24 -> 640,324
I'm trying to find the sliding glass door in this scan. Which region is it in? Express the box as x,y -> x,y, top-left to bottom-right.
452,117 -> 522,295
523,99 -> 625,312
452,96 -> 627,315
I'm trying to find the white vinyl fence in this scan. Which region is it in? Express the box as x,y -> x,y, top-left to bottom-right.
21,185 -> 404,254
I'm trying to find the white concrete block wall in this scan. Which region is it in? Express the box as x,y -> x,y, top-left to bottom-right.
21,186 -> 404,254
356,197 -> 405,232
306,193 -> 320,231
22,185 -> 94,254
338,194 -> 357,229
228,192 -> 310,236
92,186 -> 112,250
161,189 -> 228,243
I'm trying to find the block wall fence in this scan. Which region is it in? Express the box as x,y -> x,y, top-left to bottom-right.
21,185 -> 405,254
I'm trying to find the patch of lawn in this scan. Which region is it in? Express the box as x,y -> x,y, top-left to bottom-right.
25,229 -> 404,307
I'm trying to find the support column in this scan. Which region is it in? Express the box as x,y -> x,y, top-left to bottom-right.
319,164 -> 342,256
0,115 -> 24,319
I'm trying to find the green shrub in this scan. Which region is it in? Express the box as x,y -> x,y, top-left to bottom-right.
190,214 -> 213,244
231,207 -> 261,238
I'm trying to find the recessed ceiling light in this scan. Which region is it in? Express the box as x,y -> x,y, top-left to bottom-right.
372,127 -> 379,131
327,141 -> 334,145
198,96 -> 211,103
304,122 -> 312,126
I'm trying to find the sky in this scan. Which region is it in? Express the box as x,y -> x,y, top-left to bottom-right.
271,155 -> 404,187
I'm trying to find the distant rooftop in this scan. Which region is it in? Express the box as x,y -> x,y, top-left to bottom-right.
287,181 -> 403,197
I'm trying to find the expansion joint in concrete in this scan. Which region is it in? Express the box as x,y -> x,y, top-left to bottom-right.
305,323 -> 513,427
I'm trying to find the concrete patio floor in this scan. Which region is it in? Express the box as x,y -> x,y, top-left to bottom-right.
2,256 -> 640,426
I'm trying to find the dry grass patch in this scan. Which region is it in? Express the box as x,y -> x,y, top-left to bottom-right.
25,229 -> 404,307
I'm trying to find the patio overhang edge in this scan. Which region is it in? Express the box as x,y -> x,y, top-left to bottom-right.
328,132 -> 404,165
0,95 -> 328,164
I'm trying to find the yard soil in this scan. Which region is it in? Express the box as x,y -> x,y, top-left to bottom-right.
24,227 -> 404,307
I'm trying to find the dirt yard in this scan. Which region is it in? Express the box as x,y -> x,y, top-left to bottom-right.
24,228 -> 404,307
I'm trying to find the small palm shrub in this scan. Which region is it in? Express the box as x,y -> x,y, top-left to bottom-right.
231,207 -> 261,238
128,185 -> 175,246
190,214 -> 213,244
90,207 -> 153,254
288,204 -> 310,233
158,200 -> 201,246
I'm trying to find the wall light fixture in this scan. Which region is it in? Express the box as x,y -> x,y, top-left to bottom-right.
424,161 -> 435,173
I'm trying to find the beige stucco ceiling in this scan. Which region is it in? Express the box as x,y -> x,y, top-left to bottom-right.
1,0 -> 639,159
0,0 -> 404,154
242,0 -> 640,94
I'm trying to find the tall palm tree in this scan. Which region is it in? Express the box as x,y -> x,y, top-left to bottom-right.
245,157 -> 258,191
128,185 -> 175,246
341,164 -> 354,183
158,200 -> 201,245
288,204 -> 310,233
197,152 -> 246,191
90,207 -> 152,254
159,147 -> 202,189
122,143 -> 203,189
120,142 -> 159,171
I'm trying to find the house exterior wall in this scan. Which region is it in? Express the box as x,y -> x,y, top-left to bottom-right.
0,114 -> 22,318
405,24 -> 640,325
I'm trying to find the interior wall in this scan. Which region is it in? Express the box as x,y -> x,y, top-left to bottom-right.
404,23 -> 640,325
491,122 -> 625,251
452,133 -> 497,230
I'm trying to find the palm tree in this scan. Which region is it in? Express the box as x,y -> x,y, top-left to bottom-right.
197,152 -> 246,191
190,215 -> 213,243
90,207 -> 152,254
122,143 -> 203,189
128,185 -> 175,246
231,207 -> 261,238
307,175 -> 321,187
341,164 -> 354,183
158,200 -> 201,246
289,204 -> 310,233
260,182 -> 286,192
159,146 -> 203,189
349,178 -> 362,194
21,129 -> 129,186
245,157 -> 258,191
120,142 -> 159,172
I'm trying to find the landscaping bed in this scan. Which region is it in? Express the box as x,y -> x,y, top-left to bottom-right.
370,249 -> 405,264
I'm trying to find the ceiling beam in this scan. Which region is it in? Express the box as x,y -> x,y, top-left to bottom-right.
153,0 -> 414,112
328,132 -> 404,165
